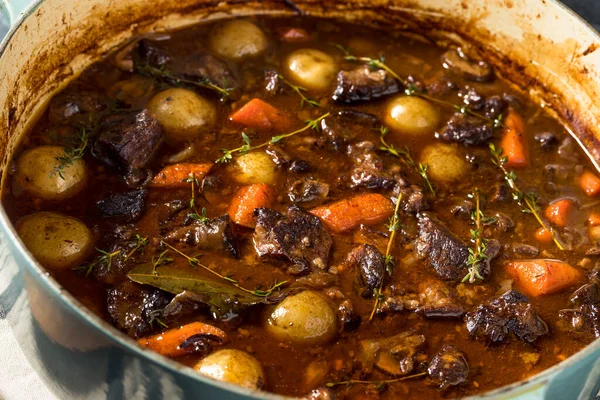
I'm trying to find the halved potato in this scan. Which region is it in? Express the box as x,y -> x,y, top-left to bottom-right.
194,349 -> 265,390
210,20 -> 268,60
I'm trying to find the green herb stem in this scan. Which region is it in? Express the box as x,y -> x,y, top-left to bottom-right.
325,371 -> 427,388
277,74 -> 321,108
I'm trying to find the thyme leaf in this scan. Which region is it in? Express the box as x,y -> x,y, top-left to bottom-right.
462,189 -> 488,283
51,128 -> 89,180
277,74 -> 321,108
326,371 -> 427,388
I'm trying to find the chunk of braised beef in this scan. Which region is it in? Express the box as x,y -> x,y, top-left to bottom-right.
92,110 -> 164,176
332,66 -> 400,103
417,280 -> 464,318
97,189 -> 147,222
135,39 -> 237,89
320,110 -> 378,150
427,344 -> 470,389
465,290 -> 549,343
440,114 -> 493,146
535,132 -> 558,149
179,333 -> 225,357
48,90 -> 105,124
559,278 -> 600,337
491,182 -> 511,203
348,141 -> 397,189
441,49 -> 494,82
398,184 -> 428,214
344,244 -> 385,298
511,243 -> 539,258
415,213 -> 470,281
163,215 -> 239,258
359,332 -> 426,376
338,299 -> 361,332
106,281 -> 171,338
253,206 -> 332,275
288,178 -> 330,203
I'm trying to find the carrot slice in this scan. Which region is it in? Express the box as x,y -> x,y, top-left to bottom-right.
588,212 -> 600,227
544,199 -> 574,228
506,259 -> 583,296
535,228 -> 554,244
500,110 -> 528,168
150,163 -> 213,188
228,183 -> 275,228
229,98 -> 292,132
579,170 -> 600,196
310,193 -> 394,234
137,321 -> 228,358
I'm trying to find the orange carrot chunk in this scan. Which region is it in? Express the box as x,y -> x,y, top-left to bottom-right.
588,212 -> 600,227
534,228 -> 553,244
228,183 -> 275,228
230,98 -> 292,132
150,163 -> 213,188
137,321 -> 228,358
310,193 -> 394,234
579,170 -> 600,196
500,110 -> 528,168
544,199 -> 574,228
506,259 -> 583,297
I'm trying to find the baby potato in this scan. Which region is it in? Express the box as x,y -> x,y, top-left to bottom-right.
210,20 -> 268,60
17,212 -> 93,270
420,143 -> 469,183
265,290 -> 337,345
194,349 -> 265,390
285,49 -> 337,91
147,88 -> 216,142
234,152 -> 278,185
384,96 -> 440,136
14,145 -> 87,201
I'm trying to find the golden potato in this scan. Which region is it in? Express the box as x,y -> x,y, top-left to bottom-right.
285,49 -> 337,91
14,145 -> 86,201
234,152 -> 278,185
265,291 -> 337,345
147,88 -> 216,142
420,143 -> 469,183
384,96 -> 440,136
194,349 -> 265,390
210,20 -> 268,60
17,212 -> 94,270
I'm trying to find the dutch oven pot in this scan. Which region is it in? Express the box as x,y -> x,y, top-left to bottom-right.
0,0 -> 599,399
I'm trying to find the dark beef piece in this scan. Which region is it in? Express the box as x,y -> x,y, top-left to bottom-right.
442,49 -> 494,82
348,141 -> 397,189
163,215 -> 239,258
511,243 -> 539,258
450,199 -> 473,219
417,280 -> 464,318
288,178 -> 330,203
398,185 -> 428,214
440,114 -> 493,146
344,244 -> 385,298
332,66 -> 400,103
178,333 -> 224,357
135,39 -> 237,89
97,189 -> 147,222
427,344 -> 469,389
107,281 -> 171,338
338,299 -> 361,332
92,234 -> 143,285
535,132 -> 558,149
48,91 -> 104,124
320,110 -> 379,150
491,182 -> 511,203
465,290 -> 549,343
289,160 -> 311,173
92,110 -> 164,175
494,212 -> 515,232
559,279 -> 600,337
415,213 -> 469,281
253,206 -> 332,275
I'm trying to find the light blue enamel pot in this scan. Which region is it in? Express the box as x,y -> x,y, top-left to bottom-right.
0,0 -> 598,399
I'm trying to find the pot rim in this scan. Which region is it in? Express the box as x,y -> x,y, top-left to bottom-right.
0,1 -> 598,399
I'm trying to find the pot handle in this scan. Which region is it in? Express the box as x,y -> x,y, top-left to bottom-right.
0,0 -> 39,43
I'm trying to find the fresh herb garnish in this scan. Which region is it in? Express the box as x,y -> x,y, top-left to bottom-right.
490,143 -> 564,250
462,189 -> 490,283
151,249 -> 173,275
51,128 -> 89,179
75,248 -> 121,276
379,126 -> 436,196
189,207 -> 209,223
325,371 -> 427,388
124,234 -> 149,261
277,74 -> 321,108
369,193 -> 402,321
160,241 -> 287,298
216,112 -> 330,163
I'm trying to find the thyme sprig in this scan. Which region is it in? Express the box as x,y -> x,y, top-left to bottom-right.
148,309 -> 169,329
462,190 -> 489,283
490,143 -> 564,250
189,207 -> 209,223
325,371 -> 427,388
339,47 -> 504,128
183,173 -> 200,210
151,249 -> 173,275
216,113 -> 330,163
277,74 -> 321,108
75,248 -> 121,277
160,241 -> 287,297
135,63 -> 233,99
125,234 -> 149,260
379,127 -> 436,196
369,193 -> 403,321
51,128 -> 89,179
